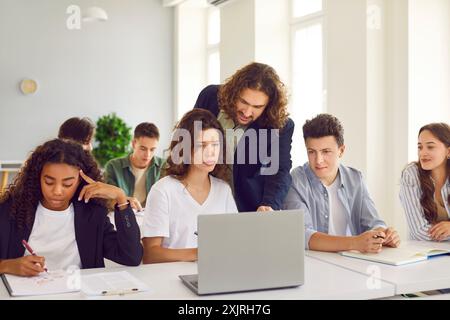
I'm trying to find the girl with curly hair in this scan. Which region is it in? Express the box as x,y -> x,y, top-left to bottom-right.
194,62 -> 294,213
142,109 -> 237,263
0,139 -> 142,277
400,122 -> 450,241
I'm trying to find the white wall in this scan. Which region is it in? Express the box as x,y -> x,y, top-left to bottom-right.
366,0 -> 389,225
220,0 -> 255,80
220,0 -> 290,83
385,0 -> 409,238
254,0 -> 290,85
0,0 -> 173,161
326,0 -> 368,176
408,0 -> 450,161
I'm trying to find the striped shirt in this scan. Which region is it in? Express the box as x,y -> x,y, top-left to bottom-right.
399,163 -> 450,241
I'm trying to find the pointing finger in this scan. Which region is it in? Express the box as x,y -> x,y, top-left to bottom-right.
79,170 -> 95,184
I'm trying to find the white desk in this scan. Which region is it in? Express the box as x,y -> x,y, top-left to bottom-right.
306,241 -> 450,295
0,256 -> 395,300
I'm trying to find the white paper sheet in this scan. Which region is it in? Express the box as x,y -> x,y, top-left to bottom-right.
81,271 -> 151,296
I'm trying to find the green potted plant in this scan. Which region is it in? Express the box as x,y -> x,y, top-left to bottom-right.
93,113 -> 132,168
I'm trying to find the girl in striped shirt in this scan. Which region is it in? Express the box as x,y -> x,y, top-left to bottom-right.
400,123 -> 450,241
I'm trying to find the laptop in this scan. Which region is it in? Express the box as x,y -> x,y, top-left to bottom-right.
179,210 -> 304,295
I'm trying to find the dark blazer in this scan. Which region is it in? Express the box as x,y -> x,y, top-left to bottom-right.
0,199 -> 143,268
194,84 -> 294,211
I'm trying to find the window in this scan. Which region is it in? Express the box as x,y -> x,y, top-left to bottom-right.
174,1 -> 220,122
290,0 -> 326,167
206,7 -> 220,84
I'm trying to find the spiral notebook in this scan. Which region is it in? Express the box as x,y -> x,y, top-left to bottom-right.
341,244 -> 450,266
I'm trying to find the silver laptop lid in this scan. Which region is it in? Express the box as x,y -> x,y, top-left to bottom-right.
197,210 -> 304,295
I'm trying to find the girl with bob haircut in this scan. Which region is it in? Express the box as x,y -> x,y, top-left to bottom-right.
142,109 -> 237,263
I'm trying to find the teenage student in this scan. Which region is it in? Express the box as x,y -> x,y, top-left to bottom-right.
283,114 -> 400,252
400,123 -> 450,241
105,122 -> 164,211
194,62 -> 294,212
0,139 -> 142,277
58,117 -> 96,152
142,109 -> 237,263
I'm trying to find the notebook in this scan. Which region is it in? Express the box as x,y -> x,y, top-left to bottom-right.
1,270 -> 79,297
341,244 -> 450,266
2,270 -> 150,297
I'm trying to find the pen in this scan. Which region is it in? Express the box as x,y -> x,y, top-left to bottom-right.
101,288 -> 139,296
22,239 -> 48,272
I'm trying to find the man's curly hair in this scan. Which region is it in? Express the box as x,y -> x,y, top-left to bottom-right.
0,139 -> 105,229
218,62 -> 289,129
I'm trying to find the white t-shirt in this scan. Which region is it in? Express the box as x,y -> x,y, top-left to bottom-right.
324,175 -> 351,236
26,203 -> 81,270
142,175 -> 238,248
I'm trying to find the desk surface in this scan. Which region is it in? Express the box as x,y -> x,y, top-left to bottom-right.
0,256 -> 395,300
306,240 -> 450,294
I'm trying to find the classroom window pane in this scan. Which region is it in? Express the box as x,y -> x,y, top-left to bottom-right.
207,8 -> 220,46
207,51 -> 220,84
293,0 -> 322,18
291,22 -> 324,167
